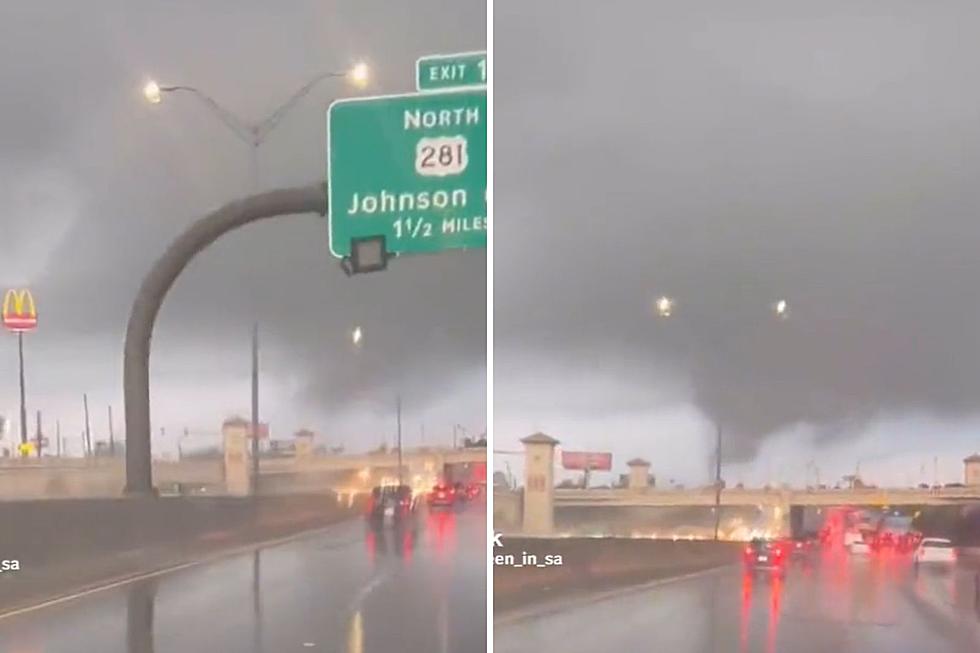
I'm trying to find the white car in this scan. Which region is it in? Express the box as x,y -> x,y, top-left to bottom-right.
844,530 -> 864,547
913,538 -> 957,565
849,540 -> 871,555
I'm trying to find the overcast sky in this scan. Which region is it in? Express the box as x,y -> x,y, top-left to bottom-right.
495,1 -> 980,488
0,1 -> 486,457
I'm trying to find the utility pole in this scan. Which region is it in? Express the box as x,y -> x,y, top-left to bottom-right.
396,395 -> 403,487
18,332 -> 27,447
56,419 -> 61,457
713,422 -> 723,541
108,405 -> 115,457
35,410 -> 42,457
179,427 -> 188,461
933,456 -> 939,488
251,323 -> 260,497
83,393 -> 92,457
452,424 -> 457,449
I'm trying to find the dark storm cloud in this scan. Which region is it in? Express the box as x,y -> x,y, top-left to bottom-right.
495,0 -> 980,460
0,1 -> 485,434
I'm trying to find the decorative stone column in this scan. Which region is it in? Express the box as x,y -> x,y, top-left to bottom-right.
521,432 -> 559,535
627,458 -> 652,491
222,417 -> 250,496
294,429 -> 316,467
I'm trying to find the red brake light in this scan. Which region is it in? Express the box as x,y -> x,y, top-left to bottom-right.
744,546 -> 752,555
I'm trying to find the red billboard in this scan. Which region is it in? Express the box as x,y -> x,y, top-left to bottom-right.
561,451 -> 612,471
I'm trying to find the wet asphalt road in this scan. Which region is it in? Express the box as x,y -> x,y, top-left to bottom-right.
495,547 -> 980,653
0,505 -> 486,653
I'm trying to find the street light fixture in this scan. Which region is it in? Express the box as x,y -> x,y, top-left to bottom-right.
143,80 -> 162,105
348,61 -> 370,86
351,326 -> 363,346
773,299 -> 790,320
655,295 -> 675,318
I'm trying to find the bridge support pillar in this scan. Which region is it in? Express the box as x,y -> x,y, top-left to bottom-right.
765,495 -> 793,538
521,432 -> 559,535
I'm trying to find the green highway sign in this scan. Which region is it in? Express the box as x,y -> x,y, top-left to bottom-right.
416,51 -> 487,92
327,89 -> 487,258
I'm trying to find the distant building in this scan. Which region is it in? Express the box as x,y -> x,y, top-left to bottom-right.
964,454 -> 980,486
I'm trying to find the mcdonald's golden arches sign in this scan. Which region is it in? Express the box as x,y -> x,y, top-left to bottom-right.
2,289 -> 37,332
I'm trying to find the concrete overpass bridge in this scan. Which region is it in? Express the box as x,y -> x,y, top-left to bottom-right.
0,447 -> 487,500
493,432 -> 980,538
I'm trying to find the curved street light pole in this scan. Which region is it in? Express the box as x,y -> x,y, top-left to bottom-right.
146,66 -> 361,153
151,76 -> 345,191
138,70 -> 359,496
123,184 -> 327,497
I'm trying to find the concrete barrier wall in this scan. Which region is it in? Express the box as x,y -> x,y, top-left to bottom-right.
494,537 -> 740,612
0,494 -> 358,568
493,489 -> 521,532
0,494 -> 366,612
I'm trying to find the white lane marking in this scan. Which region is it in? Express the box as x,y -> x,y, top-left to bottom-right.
0,520 -> 358,622
494,563 -> 736,627
348,569 -> 391,612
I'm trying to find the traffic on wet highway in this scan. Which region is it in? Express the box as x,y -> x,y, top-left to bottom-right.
496,532 -> 980,653
0,497 -> 486,653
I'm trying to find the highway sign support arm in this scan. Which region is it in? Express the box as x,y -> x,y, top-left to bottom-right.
123,185 -> 327,497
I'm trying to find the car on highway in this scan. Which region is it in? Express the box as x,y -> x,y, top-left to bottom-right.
366,485 -> 419,527
843,530 -> 864,547
428,483 -> 456,509
743,539 -> 787,576
787,535 -> 816,562
913,538 -> 957,566
849,540 -> 872,555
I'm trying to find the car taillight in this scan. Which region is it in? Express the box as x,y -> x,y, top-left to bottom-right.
744,546 -> 752,556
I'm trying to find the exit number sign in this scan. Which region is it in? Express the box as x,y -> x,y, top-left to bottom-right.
416,51 -> 487,92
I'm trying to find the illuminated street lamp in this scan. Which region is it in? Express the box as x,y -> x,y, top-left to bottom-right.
142,80 -> 162,105
348,61 -> 370,86
655,295 -> 675,318
772,299 -> 790,320
351,326 -> 363,346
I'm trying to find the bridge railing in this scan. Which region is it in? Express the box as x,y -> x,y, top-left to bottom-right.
554,486 -> 980,506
